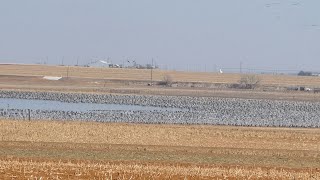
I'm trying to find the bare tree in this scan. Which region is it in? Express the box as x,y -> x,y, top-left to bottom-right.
239,74 -> 261,89
158,74 -> 173,87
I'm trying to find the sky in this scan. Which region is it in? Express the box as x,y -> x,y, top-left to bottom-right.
0,0 -> 320,73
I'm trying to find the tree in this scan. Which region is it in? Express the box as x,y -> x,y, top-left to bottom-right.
158,75 -> 173,86
298,71 -> 312,76
239,74 -> 261,89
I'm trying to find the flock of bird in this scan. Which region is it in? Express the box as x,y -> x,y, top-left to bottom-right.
263,0 -> 319,31
1,91 -> 320,128
264,1 -> 301,8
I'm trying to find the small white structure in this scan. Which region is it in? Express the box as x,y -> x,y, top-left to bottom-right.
43,76 -> 62,81
219,69 -> 223,74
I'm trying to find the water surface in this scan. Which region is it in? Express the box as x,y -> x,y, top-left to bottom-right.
0,98 -> 183,112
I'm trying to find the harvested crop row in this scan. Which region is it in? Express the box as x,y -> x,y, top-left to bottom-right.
1,158 -> 319,179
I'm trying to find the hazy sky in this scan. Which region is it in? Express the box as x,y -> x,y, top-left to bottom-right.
0,0 -> 319,72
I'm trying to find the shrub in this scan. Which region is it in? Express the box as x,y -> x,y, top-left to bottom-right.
239,75 -> 261,89
158,75 -> 173,86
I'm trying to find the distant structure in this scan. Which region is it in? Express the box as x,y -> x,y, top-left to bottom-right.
99,60 -> 109,65
85,60 -> 107,67
219,69 -> 223,74
85,59 -> 121,68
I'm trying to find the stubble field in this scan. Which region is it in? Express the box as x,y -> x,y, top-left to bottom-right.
1,120 -> 320,179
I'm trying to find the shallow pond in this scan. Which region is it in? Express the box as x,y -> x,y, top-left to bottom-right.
0,98 -> 184,112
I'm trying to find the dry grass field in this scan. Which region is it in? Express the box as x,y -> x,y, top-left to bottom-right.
1,64 -> 320,87
2,64 -> 320,101
2,78 -> 320,102
1,119 -> 320,179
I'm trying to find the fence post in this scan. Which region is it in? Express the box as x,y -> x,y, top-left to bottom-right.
28,109 -> 31,121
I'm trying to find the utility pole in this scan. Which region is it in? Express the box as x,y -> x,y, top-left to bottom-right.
76,57 -> 79,66
28,109 -> 31,121
67,65 -> 70,78
151,58 -> 154,86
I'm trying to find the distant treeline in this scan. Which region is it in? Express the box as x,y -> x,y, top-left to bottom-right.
298,71 -> 314,76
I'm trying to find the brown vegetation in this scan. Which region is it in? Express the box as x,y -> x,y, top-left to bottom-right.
1,119 -> 320,178
2,64 -> 320,87
1,64 -> 320,102
238,74 -> 261,89
1,120 -> 320,152
1,158 -> 319,179
158,74 -> 173,86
